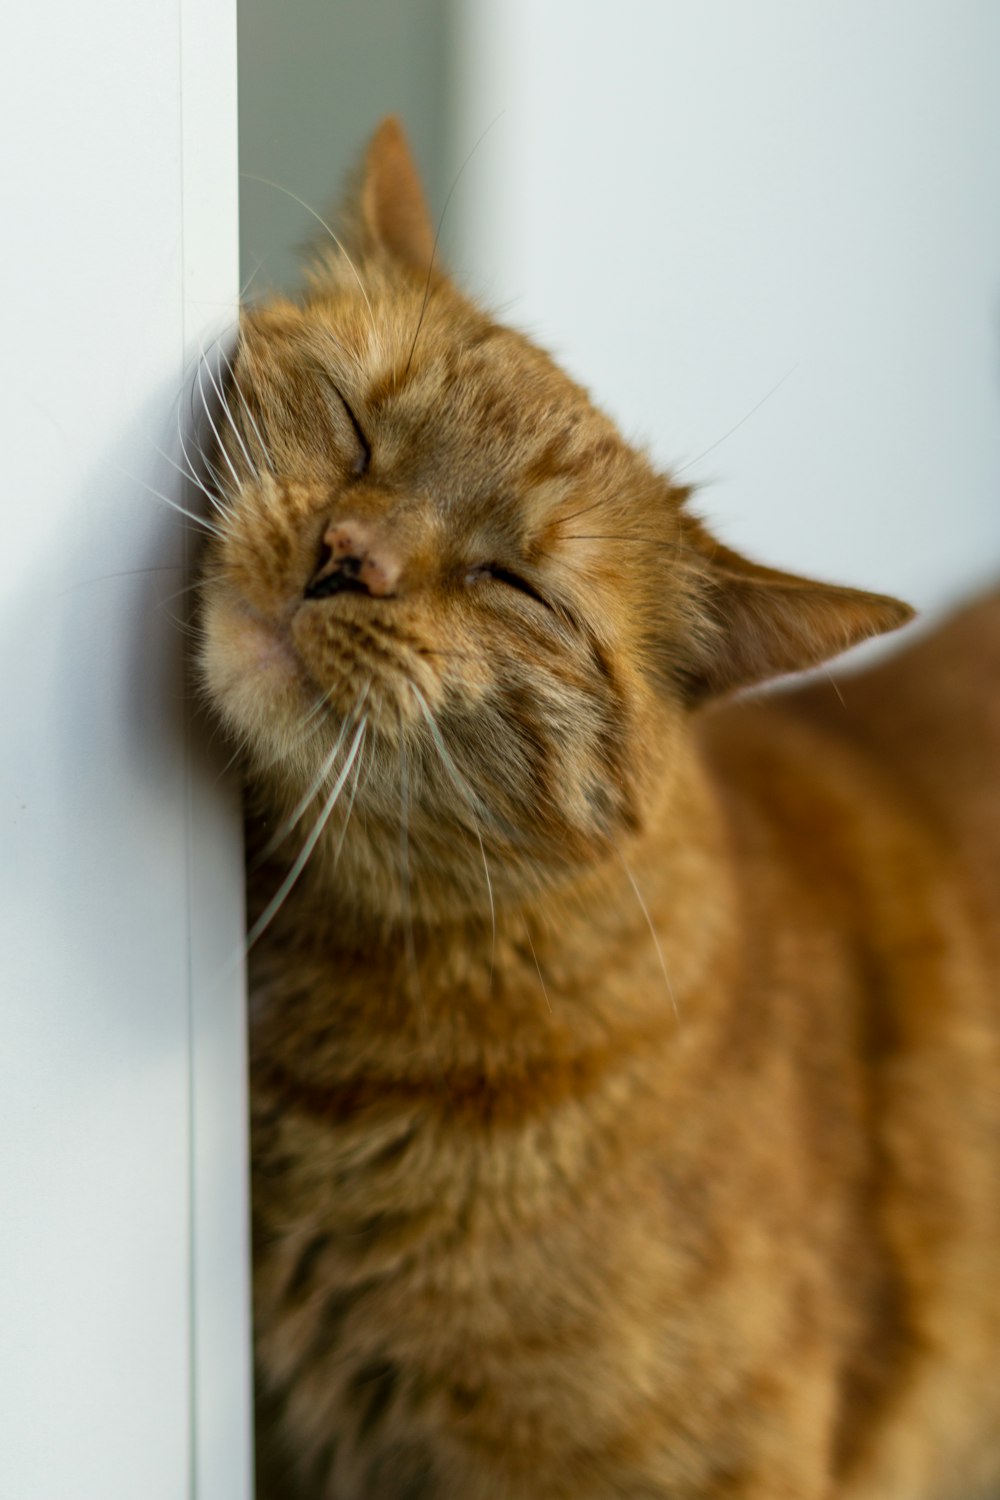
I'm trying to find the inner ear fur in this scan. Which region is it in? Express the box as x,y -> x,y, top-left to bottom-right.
676,514 -> 915,703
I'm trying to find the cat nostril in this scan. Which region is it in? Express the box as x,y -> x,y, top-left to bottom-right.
304,520 -> 402,600
304,559 -> 369,600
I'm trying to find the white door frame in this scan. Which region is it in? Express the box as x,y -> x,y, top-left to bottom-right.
1,0 -> 251,1493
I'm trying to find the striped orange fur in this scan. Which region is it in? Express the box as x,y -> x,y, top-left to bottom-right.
198,120 -> 1000,1499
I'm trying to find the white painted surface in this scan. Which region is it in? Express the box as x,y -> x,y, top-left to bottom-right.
0,0 -> 250,1495
453,1 -> 1000,618
239,0 -> 451,297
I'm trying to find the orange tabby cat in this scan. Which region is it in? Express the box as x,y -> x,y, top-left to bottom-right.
199,119 -> 1000,1499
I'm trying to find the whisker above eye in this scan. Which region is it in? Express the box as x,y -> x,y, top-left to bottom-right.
240,172 -> 378,341
552,495 -> 609,531
402,113 -> 503,382
561,534 -> 683,554
673,364 -> 797,478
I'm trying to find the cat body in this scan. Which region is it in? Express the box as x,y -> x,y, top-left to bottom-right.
199,122 -> 1000,1498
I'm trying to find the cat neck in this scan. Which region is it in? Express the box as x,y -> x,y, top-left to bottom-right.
247,735 -> 739,1082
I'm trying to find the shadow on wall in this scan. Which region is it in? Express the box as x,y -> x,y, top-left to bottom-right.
239,0 -> 452,299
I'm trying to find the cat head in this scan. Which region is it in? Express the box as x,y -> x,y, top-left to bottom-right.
198,118 -> 912,920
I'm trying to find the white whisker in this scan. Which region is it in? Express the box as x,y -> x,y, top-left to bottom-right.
239,254 -> 264,303
398,732 -> 420,989
822,666 -> 847,708
155,576 -> 207,613
150,440 -> 232,520
196,352 -> 242,489
403,113 -> 505,381
242,173 -> 377,339
256,683 -> 371,862
408,682 -> 492,823
194,439 -> 228,496
619,857 -> 679,1025
674,365 -> 798,479
332,727 -> 367,865
523,922 -> 552,1015
200,341 -> 259,479
176,405 -> 228,509
126,467 -> 222,536
217,341 -> 276,474
408,682 -> 496,971
247,714 -> 368,950
256,728 -> 349,865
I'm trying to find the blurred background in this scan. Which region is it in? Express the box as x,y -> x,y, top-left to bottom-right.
240,0 -> 1000,624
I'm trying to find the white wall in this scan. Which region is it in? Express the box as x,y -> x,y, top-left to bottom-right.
453,1 -> 1000,619
0,0 -> 251,1496
239,0 -> 451,296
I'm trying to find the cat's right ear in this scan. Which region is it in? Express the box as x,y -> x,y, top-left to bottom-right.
356,117 -> 437,276
667,513 -> 914,703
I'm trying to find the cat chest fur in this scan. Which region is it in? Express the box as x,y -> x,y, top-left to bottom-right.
246,697 -> 1000,1500
249,998 -> 833,1498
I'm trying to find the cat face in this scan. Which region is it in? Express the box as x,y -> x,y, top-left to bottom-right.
197,119 -> 910,917
199,284 -> 681,904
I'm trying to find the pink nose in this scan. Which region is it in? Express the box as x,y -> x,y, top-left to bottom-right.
305,520 -> 402,600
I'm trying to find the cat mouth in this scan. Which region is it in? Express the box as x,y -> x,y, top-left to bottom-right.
289,597 -> 440,731
203,596 -> 439,762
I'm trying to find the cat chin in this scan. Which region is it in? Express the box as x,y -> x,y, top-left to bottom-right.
199,592 -> 316,760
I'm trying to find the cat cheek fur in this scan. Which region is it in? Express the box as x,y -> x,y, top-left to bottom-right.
195,117 -> 1000,1500
198,593 -> 311,771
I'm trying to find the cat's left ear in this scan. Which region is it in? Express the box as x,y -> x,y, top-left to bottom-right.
358,117 -> 437,275
672,515 -> 914,702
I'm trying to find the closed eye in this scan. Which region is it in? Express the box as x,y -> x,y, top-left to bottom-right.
337,392 -> 371,477
314,367 -> 371,476
467,563 -> 553,612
